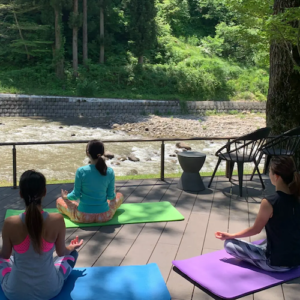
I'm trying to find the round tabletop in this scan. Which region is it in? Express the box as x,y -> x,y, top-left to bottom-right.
177,151 -> 206,158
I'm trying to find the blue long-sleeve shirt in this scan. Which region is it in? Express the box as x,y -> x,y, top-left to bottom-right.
67,165 -> 116,213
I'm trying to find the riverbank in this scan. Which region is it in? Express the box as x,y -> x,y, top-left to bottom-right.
109,112 -> 266,138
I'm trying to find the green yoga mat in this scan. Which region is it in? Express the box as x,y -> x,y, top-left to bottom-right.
5,201 -> 184,228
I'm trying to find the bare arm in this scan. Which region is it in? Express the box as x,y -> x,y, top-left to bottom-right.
0,219 -> 13,259
54,214 -> 83,256
215,199 -> 273,240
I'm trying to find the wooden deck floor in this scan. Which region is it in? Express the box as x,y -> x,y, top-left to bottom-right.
0,175 -> 299,300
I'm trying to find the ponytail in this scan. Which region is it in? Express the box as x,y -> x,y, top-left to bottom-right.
19,170 -> 46,254
87,139 -> 108,176
288,171 -> 300,199
25,198 -> 43,254
96,155 -> 107,176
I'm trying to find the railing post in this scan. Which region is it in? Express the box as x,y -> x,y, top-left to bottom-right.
160,141 -> 165,181
12,145 -> 17,189
225,138 -> 231,178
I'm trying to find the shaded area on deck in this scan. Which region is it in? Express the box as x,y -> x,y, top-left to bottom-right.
0,175 -> 299,300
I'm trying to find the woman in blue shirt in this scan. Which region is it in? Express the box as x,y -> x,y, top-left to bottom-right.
56,140 -> 124,223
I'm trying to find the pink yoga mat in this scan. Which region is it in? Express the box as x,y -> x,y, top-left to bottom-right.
172,245 -> 300,299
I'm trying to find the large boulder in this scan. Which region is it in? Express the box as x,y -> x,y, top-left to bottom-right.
104,151 -> 115,159
176,142 -> 191,150
128,154 -> 140,162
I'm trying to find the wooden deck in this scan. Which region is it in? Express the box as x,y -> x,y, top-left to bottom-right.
0,175 -> 299,300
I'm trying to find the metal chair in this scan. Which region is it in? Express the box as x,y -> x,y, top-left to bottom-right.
250,126 -> 300,181
208,127 -> 271,197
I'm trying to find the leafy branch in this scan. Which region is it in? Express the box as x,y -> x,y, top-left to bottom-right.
273,22 -> 300,69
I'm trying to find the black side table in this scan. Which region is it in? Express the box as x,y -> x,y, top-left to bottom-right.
177,151 -> 206,192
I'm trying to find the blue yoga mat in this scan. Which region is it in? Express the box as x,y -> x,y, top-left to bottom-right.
0,263 -> 171,300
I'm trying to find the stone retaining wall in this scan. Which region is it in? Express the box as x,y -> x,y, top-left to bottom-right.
0,94 -> 266,118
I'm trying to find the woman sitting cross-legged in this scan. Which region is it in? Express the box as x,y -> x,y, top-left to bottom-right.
0,170 -> 83,300
216,156 -> 300,272
57,139 -> 124,223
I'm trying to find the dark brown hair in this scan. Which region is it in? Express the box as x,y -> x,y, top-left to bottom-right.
270,156 -> 300,198
86,140 -> 107,176
19,170 -> 46,254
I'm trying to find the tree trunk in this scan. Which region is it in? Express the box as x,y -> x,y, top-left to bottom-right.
73,0 -> 78,76
267,0 -> 300,166
99,0 -> 104,64
138,56 -> 143,64
82,0 -> 88,65
54,7 -> 64,79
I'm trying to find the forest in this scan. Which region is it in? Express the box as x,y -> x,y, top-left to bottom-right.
0,0 -> 296,101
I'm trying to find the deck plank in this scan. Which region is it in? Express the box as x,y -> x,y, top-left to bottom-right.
0,176 -> 297,300
282,277 -> 300,300
85,179 -> 159,267
167,178 -> 216,300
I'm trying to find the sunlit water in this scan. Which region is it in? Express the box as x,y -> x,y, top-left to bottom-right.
0,117 -> 256,183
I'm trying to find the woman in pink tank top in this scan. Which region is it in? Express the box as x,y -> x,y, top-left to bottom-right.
0,170 -> 84,300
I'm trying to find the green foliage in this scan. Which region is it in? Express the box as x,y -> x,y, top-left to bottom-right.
0,0 -> 271,100
126,0 -> 157,59
76,79 -> 98,97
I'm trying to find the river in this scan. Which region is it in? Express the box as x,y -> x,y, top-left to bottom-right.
0,117 -> 249,183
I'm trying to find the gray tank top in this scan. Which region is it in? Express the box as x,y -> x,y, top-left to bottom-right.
1,212 -> 64,300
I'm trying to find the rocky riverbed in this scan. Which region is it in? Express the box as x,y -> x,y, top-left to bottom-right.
0,113 -> 266,182
109,113 -> 266,138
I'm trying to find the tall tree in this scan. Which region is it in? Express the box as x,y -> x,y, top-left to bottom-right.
127,0 -> 157,64
0,0 -> 52,61
9,0 -> 29,60
50,0 -> 64,79
266,0 -> 300,134
225,0 -> 300,166
70,0 -> 79,76
82,0 -> 88,64
99,0 -> 104,64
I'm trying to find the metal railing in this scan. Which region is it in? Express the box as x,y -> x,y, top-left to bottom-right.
0,136 -> 239,189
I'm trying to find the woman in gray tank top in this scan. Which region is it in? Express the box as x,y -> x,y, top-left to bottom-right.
0,170 -> 83,300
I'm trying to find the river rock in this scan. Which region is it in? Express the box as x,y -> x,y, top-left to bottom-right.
169,154 -> 176,157
71,133 -> 76,136
128,154 -> 140,162
111,161 -> 120,166
118,156 -> 127,161
145,157 -> 152,161
126,169 -> 138,175
104,151 -> 114,159
112,123 -> 119,129
59,126 -> 63,129
176,142 -> 191,150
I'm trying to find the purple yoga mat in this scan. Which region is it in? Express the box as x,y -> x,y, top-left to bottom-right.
172,245 -> 300,299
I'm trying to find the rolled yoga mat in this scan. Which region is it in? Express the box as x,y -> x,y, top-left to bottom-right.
0,263 -> 171,300
172,242 -> 300,299
5,201 -> 184,228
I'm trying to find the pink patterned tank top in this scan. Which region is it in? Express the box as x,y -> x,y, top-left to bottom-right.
13,211 -> 54,254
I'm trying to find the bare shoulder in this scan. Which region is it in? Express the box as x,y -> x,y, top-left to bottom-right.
3,216 -> 22,234
4,215 -> 22,226
48,213 -> 64,223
